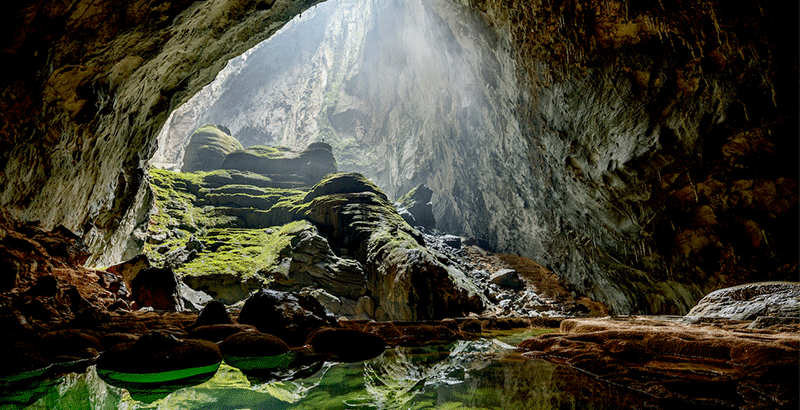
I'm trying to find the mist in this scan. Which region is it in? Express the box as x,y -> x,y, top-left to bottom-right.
151,0 -> 524,206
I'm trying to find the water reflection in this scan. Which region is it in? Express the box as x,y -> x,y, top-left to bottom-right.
15,336 -> 647,409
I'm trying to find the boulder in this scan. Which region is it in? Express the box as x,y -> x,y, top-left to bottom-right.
188,324 -> 257,343
489,269 -> 525,290
106,254 -> 150,285
686,282 -> 800,320
237,289 -> 336,345
181,124 -> 243,172
218,329 -> 290,358
397,184 -> 435,230
193,300 -> 233,327
305,327 -> 387,362
131,267 -> 184,312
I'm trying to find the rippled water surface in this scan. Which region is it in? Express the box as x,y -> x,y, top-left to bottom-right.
11,330 -> 646,410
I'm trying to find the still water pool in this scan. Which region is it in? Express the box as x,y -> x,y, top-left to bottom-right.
9,330 -> 645,409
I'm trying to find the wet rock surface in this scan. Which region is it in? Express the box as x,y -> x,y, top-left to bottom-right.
518,317 -> 799,410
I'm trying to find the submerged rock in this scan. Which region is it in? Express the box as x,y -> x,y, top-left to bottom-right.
519,317 -> 799,409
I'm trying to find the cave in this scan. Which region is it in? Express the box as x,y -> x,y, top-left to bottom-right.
0,0 -> 798,408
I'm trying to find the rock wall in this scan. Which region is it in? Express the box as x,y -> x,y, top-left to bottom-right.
1,0 -> 796,313
0,0 -> 325,266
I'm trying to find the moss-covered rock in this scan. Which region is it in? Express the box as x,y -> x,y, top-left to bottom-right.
221,142 -> 337,185
181,124 -> 244,173
301,173 -> 483,320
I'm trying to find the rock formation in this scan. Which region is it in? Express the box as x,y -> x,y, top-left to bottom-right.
149,0 -> 798,315
686,282 -> 800,321
396,184 -> 436,231
0,0 -> 796,318
181,124 -> 243,172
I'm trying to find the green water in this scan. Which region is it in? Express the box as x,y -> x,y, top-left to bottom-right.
6,332 -> 645,410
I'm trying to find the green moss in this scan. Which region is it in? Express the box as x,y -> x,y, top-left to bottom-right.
178,220 -> 312,280
238,145 -> 296,159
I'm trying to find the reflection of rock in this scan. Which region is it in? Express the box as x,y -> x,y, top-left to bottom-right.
96,329 -> 222,403
685,282 -> 800,320
181,124 -> 244,173
218,329 -> 290,358
188,324 -> 256,343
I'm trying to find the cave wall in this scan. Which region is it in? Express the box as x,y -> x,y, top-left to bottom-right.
1,0 -> 796,313
0,0 -> 324,266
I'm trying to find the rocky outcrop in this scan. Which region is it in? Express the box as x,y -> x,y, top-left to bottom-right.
237,289 -> 336,346
396,184 -> 435,231
130,267 -> 183,312
181,124 -> 243,173
283,228 -> 367,300
221,142 -> 337,185
1,0 -> 328,268
150,0 -> 798,316
301,173 -> 484,320
1,0 -> 795,320
686,282 -> 800,321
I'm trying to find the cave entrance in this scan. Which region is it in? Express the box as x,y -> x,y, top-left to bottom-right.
150,0 -> 523,206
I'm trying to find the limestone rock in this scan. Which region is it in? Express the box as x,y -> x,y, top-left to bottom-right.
686,282 -> 800,321
286,228 -> 367,299
305,327 -> 386,362
397,184 -> 435,231
237,289 -> 336,346
489,269 -> 524,290
131,267 -> 184,312
194,300 -> 233,327
301,173 -> 484,320
222,143 -> 337,186
106,254 -> 150,285
181,124 -> 243,173
519,317 -> 800,409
